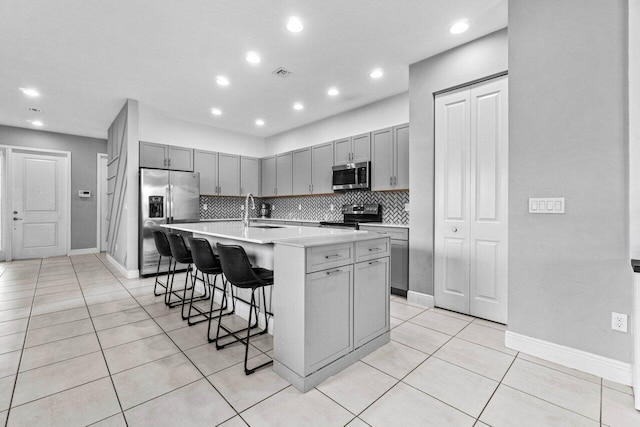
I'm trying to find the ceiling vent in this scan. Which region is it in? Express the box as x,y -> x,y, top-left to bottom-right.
272,67 -> 293,78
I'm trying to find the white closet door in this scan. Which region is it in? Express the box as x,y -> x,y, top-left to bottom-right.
434,76 -> 508,324
469,76 -> 508,323
434,87 -> 471,314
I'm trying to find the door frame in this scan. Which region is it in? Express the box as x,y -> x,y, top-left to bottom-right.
1,144 -> 72,261
97,153 -> 108,252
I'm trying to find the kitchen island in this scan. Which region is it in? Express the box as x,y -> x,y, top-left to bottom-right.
162,221 -> 391,392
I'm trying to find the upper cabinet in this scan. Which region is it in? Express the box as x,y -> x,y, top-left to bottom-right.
333,133 -> 370,166
140,141 -> 193,171
311,142 -> 334,194
240,156 -> 260,195
218,153 -> 240,196
276,152 -> 293,196
292,148 -> 312,195
194,150 -> 239,195
194,150 -> 218,194
261,156 -> 276,197
371,124 -> 409,191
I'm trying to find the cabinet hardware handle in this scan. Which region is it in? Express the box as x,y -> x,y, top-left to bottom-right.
368,247 -> 382,252
13,217 -> 22,221
168,159 -> 171,168
452,227 -> 458,232
368,260 -> 380,265
325,254 -> 340,259
390,176 -> 393,186
326,269 -> 342,275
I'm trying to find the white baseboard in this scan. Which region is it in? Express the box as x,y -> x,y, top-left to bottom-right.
505,331 -> 633,386
407,291 -> 434,308
68,247 -> 99,256
106,254 -> 139,279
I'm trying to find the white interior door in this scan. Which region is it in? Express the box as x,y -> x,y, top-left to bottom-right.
435,76 -> 508,324
11,150 -> 69,259
99,154 -> 108,251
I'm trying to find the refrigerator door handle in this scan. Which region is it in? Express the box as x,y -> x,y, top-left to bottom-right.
166,185 -> 172,223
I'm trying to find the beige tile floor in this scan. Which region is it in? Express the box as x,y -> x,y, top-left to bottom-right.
0,254 -> 638,426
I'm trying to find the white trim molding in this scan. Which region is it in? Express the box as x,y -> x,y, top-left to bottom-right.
68,247 -> 99,256
505,331 -> 633,386
407,291 -> 434,308
106,253 -> 139,279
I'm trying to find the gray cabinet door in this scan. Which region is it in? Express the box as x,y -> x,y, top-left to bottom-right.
276,152 -> 293,196
218,153 -> 240,196
168,146 -> 193,171
292,148 -> 312,195
194,150 -> 218,195
305,265 -> 353,373
240,156 -> 260,195
390,240 -> 409,292
394,124 -> 410,189
352,132 -> 371,164
333,137 -> 352,165
371,127 -> 394,191
311,142 -> 334,194
140,141 -> 168,169
354,257 -> 390,347
261,156 -> 276,197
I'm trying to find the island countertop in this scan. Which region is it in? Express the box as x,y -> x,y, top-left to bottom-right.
162,221 -> 370,245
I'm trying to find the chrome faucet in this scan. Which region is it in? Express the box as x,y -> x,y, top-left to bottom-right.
244,193 -> 255,228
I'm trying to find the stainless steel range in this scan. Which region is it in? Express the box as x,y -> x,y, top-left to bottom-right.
319,203 -> 382,229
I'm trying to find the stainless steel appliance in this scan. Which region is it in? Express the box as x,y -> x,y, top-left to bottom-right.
260,203 -> 272,218
332,161 -> 370,191
139,168 -> 200,276
319,203 -> 382,229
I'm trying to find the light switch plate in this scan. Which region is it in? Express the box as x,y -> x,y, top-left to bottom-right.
529,197 -> 565,214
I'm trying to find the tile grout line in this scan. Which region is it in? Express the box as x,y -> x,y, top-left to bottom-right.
473,350 -> 519,424
70,255 -> 129,426
3,259 -> 42,427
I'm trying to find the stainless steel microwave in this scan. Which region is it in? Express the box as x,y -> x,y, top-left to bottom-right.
332,161 -> 370,191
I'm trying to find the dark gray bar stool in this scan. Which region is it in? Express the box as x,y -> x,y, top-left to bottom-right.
166,233 -> 208,319
187,237 -> 235,328
151,230 -> 172,297
215,243 -> 274,375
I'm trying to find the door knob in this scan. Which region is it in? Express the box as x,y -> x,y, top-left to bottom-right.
452,227 -> 457,232
13,217 -> 23,221
13,211 -> 18,214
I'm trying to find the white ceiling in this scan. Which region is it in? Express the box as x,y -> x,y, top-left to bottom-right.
0,0 -> 507,140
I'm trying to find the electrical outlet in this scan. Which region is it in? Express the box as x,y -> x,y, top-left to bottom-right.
298,204 -> 302,210
404,203 -> 410,212
240,205 -> 244,211
612,312 -> 628,332
203,203 -> 208,210
330,204 -> 334,211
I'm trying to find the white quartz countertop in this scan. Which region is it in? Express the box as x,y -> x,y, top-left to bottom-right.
358,223 -> 409,229
162,221 -> 376,245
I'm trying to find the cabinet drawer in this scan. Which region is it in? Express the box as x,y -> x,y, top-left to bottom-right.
306,243 -> 353,273
355,238 -> 390,263
360,226 -> 408,241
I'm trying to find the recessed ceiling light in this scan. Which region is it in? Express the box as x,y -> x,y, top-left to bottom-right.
31,120 -> 43,127
246,51 -> 261,64
369,68 -> 384,79
327,87 -> 340,96
211,108 -> 222,116
287,16 -> 304,33
19,87 -> 40,97
450,20 -> 469,34
255,119 -> 265,126
216,75 -> 230,86
293,102 -> 304,111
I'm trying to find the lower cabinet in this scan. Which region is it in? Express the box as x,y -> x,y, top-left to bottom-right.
354,257 -> 390,347
305,266 -> 353,372
273,237 -> 390,392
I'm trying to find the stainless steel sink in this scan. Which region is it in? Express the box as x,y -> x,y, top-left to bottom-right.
249,225 -> 284,229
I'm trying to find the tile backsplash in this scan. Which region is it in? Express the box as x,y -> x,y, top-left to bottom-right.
199,191 -> 409,224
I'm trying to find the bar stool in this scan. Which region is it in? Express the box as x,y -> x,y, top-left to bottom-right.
215,243 -> 274,375
187,237 -> 235,328
151,230 -> 172,297
166,233 -> 208,319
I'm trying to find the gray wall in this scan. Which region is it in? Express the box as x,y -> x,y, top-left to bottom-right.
408,29 -> 508,295
0,125 -> 107,250
509,0 -> 632,362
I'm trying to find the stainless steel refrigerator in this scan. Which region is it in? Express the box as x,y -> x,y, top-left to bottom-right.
139,168 -> 200,276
